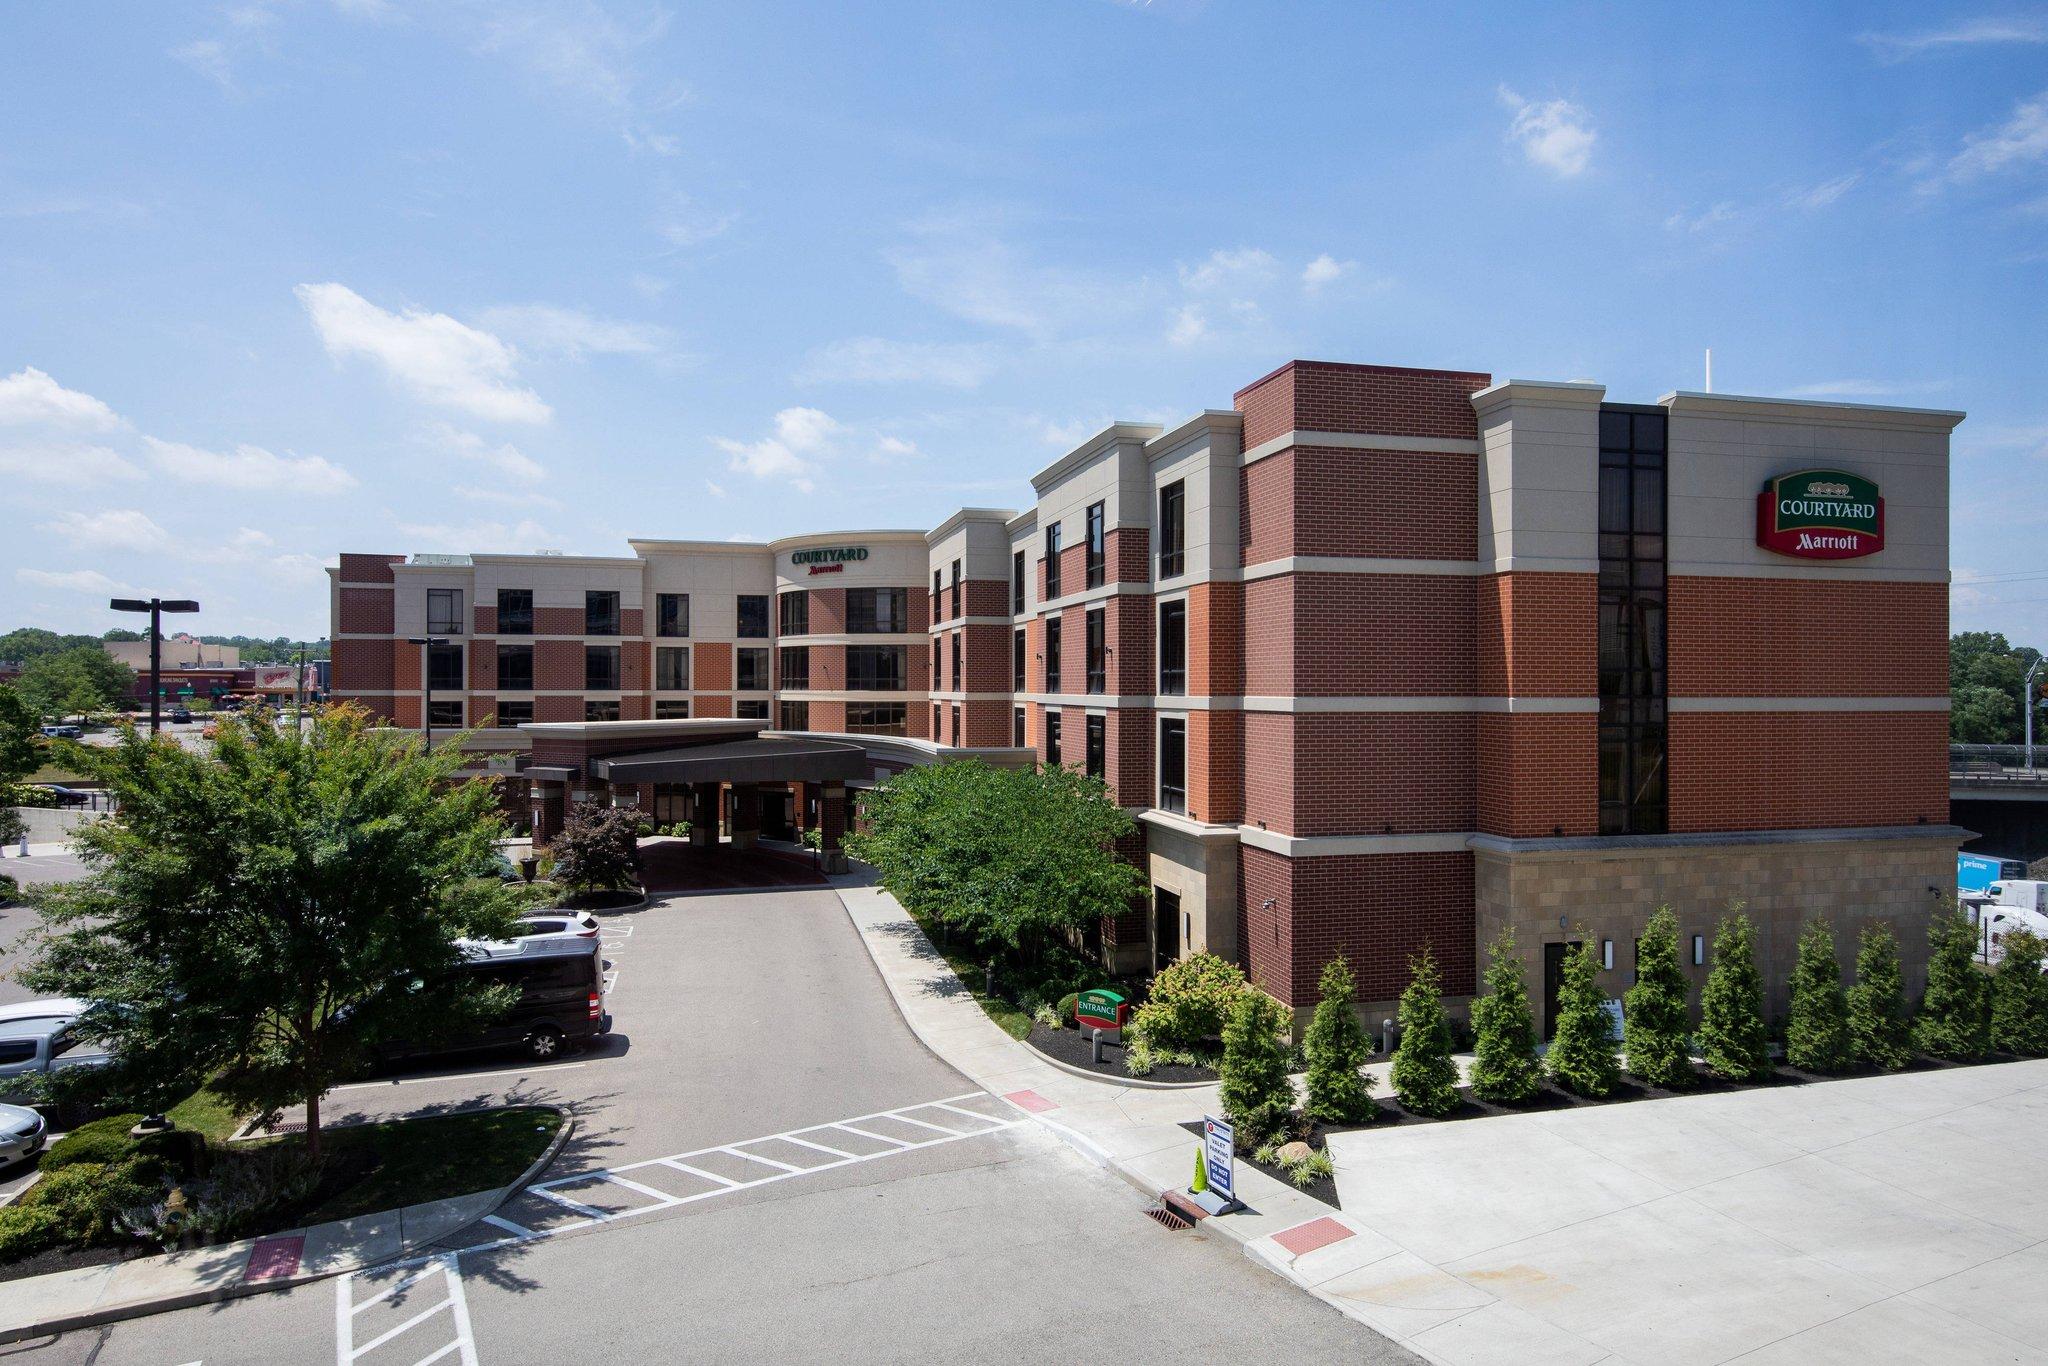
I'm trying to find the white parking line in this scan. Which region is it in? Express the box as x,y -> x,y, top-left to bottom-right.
335,1252 -> 477,1366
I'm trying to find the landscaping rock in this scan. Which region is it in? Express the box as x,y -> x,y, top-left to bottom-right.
1276,1140 -> 1313,1165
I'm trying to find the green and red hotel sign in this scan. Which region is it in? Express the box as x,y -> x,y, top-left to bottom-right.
1755,469 -> 1883,560
1075,988 -> 1129,1031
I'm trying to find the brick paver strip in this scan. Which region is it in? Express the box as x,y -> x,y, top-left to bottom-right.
242,1235 -> 305,1282
1003,1088 -> 1057,1113
1272,1216 -> 1353,1258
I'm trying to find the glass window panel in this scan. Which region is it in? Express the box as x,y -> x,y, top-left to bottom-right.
1632,470 -> 1665,534
1631,411 -> 1667,451
1599,467 -> 1630,534
1599,411 -> 1632,450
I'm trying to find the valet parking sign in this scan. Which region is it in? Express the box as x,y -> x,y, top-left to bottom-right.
1756,469 -> 1883,560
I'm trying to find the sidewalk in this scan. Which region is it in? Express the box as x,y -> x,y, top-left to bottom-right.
833,877 -> 1452,1363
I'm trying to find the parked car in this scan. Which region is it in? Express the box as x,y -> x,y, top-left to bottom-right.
515,910 -> 602,940
0,1015 -> 113,1095
167,706 -> 192,724
376,937 -> 608,1066
0,1103 -> 47,1168
39,725 -> 83,740
37,785 -> 90,808
0,999 -> 89,1026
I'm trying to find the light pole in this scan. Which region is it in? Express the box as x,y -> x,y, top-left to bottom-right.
2028,658 -> 2044,771
109,597 -> 200,736
406,636 -> 447,749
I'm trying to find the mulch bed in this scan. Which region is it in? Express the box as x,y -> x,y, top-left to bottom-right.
551,888 -> 644,909
0,1238 -> 157,1285
1024,1023 -> 1218,1084
1175,1120 -> 1340,1209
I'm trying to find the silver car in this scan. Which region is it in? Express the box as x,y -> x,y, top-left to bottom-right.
0,1104 -> 46,1166
0,1015 -> 112,1096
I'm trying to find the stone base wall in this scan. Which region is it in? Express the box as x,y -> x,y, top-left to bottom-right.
1475,833 -> 1959,1027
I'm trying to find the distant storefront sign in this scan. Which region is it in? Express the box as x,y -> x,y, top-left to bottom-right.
789,546 -> 868,576
1756,469 -> 1883,559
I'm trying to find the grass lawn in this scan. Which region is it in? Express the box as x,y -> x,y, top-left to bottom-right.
903,906 -> 1032,1040
166,1084 -> 244,1143
292,1105 -> 561,1224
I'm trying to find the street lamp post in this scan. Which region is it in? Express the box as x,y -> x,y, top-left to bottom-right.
2028,658 -> 2044,771
109,597 -> 200,736
406,636 -> 448,749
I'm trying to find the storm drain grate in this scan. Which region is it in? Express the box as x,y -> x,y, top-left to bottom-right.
1144,1204 -> 1192,1231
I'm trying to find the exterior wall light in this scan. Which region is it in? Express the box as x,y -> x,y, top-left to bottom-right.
1601,940 -> 1614,970
1692,934 -> 1705,966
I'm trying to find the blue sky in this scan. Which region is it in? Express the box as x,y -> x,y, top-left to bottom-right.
2,1 -> 2046,642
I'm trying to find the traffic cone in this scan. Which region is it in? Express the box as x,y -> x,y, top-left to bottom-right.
1192,1146 -> 1208,1194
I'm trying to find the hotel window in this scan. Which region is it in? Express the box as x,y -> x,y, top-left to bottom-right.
737,647 -> 769,691
1158,480 -> 1186,580
585,699 -> 620,722
1046,712 -> 1062,765
1013,706 -> 1026,748
496,643 -> 533,692
496,589 -> 533,635
1013,628 -> 1027,691
778,646 -> 809,690
950,632 -> 962,690
1158,600 -> 1186,696
427,588 -> 463,636
950,558 -> 962,620
656,646 -> 690,692
495,700 -> 532,727
1159,717 -> 1186,814
1085,714 -> 1105,780
1085,608 -> 1105,693
655,700 -> 691,720
848,702 -> 907,736
428,699 -> 463,728
585,645 -> 620,691
932,639 -> 941,688
1598,406 -> 1669,836
932,568 -> 942,618
1044,522 -> 1062,599
932,703 -> 941,736
779,591 -> 809,637
1045,617 -> 1062,693
847,587 -> 906,633
737,595 -> 769,639
656,593 -> 689,638
779,700 -> 810,731
951,704 -> 961,743
847,645 -> 906,691
736,700 -> 769,719
426,642 -> 464,691
1085,501 -> 1105,588
585,591 -> 620,637
1012,549 -> 1026,614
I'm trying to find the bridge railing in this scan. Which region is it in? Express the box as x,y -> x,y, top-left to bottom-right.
1951,744 -> 2048,781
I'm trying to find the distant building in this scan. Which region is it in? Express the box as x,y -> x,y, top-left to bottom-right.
103,635 -> 240,670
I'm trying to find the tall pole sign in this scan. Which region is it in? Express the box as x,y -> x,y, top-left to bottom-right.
1755,469 -> 1883,560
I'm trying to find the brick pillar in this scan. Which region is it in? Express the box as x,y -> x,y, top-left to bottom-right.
532,783 -> 565,847
819,782 -> 848,874
730,782 -> 760,850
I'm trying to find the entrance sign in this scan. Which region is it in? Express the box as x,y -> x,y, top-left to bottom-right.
1202,1115 -> 1235,1204
1756,469 -> 1883,559
790,546 -> 868,577
1075,988 -> 1128,1031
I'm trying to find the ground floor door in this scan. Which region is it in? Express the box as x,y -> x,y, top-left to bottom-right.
1542,941 -> 1578,1039
1153,889 -> 1181,973
652,783 -> 688,826
764,788 -> 796,841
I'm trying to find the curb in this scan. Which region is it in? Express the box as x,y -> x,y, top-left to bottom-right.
1027,1046 -> 1217,1091
0,1111 -> 576,1345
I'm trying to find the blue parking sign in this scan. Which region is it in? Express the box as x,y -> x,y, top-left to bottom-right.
1203,1115 -> 1234,1203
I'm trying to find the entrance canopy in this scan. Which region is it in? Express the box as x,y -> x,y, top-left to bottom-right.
591,735 -> 869,786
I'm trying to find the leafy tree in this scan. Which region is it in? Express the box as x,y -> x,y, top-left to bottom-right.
1547,938 -> 1620,1097
1218,987 -> 1294,1145
0,686 -> 40,783
1847,922 -> 1912,1070
1132,952 -> 1245,1051
0,628 -> 100,665
1952,687 -> 2018,745
1949,632 -> 2043,745
1699,910 -> 1772,1081
1390,949 -> 1460,1116
1786,920 -> 1852,1073
14,647 -> 133,719
1303,955 -> 1377,1124
1469,931 -> 1543,1104
1624,907 -> 1694,1088
1990,928 -> 2048,1057
100,629 -> 144,643
24,704 -> 525,1160
1917,908 -> 1991,1061
550,802 -> 641,892
844,759 -> 1146,968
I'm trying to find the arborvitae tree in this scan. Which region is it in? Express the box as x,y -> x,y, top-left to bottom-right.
1623,907 -> 1693,1088
1469,931 -> 1543,1104
1847,922 -> 1912,1071
1917,908 -> 1990,1061
1786,920 -> 1852,1073
1390,949 -> 1460,1116
1547,938 -> 1620,1097
1698,909 -> 1772,1081
1303,956 -> 1378,1124
1990,927 -> 2048,1057
1218,988 -> 1295,1145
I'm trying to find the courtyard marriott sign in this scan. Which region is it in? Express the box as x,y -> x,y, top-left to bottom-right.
1755,469 -> 1884,560
789,546 -> 869,576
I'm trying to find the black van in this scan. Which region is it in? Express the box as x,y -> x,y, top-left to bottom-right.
381,937 -> 610,1065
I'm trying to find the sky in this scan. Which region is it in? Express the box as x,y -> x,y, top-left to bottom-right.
2,1 -> 2046,644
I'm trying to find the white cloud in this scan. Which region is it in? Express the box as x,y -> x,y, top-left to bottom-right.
1166,306 -> 1209,348
16,567 -> 135,596
0,442 -> 141,483
296,282 -> 551,424
393,517 -> 555,553
472,304 -> 671,359
887,212 -> 1149,337
654,193 -> 737,250
796,337 -> 998,389
453,483 -> 563,509
40,508 -> 173,553
1859,17 -> 2048,62
1786,173 -> 1861,210
1179,247 -> 1277,293
1946,90 -> 2048,181
871,435 -> 919,462
1499,87 -> 1596,178
428,424 -> 546,483
0,367 -> 122,429
1301,254 -> 1354,292
143,436 -> 355,494
170,38 -> 236,91
1664,202 -> 1741,234
713,407 -> 846,493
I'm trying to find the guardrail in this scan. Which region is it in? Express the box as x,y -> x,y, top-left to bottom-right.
1951,744 -> 2048,785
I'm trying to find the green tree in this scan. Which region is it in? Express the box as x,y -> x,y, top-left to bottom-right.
1951,686 -> 2018,745
1949,632 -> 2042,745
1917,908 -> 1991,1061
1468,931 -> 1543,1104
1990,928 -> 2048,1057
24,704 -> 525,1160
1847,922 -> 1913,1070
1786,920 -> 1852,1073
1218,988 -> 1294,1145
0,686 -> 41,783
1547,938 -> 1620,1097
550,802 -> 640,892
13,647 -> 133,720
1390,949 -> 1460,1116
1699,910 -> 1772,1081
1624,907 -> 1694,1088
1303,955 -> 1377,1124
0,628 -> 98,665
